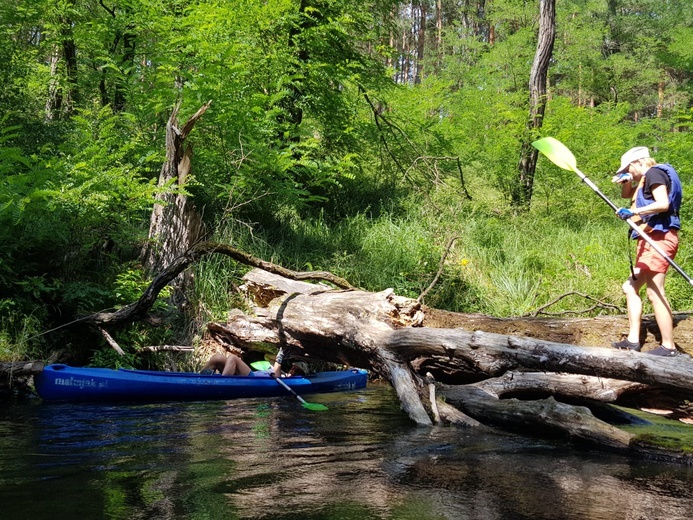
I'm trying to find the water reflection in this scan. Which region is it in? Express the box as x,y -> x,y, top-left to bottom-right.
1,383 -> 693,519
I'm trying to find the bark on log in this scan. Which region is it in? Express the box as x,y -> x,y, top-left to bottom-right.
385,328 -> 693,392
0,361 -> 45,395
0,361 -> 45,376
470,371 -> 648,402
442,386 -> 634,449
421,307 -> 693,354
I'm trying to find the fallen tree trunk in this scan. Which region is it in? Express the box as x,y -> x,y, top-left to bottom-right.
0,361 -> 45,397
203,269 -> 693,460
421,306 -> 693,352
441,386 -> 634,449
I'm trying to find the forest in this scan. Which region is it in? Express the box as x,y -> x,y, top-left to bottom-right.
1,0 -> 693,374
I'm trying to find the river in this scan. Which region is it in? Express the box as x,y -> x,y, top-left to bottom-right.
1,382 -> 693,519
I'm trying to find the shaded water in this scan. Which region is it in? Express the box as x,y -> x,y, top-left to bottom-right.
2,382 -> 693,520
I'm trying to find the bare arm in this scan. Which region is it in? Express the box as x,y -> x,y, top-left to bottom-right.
634,184 -> 669,216
620,181 -> 636,199
271,361 -> 282,377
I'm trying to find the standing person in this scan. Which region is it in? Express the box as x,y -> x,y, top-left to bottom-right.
610,146 -> 683,357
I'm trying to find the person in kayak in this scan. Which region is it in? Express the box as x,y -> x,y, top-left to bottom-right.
200,347 -> 288,376
610,146 -> 682,357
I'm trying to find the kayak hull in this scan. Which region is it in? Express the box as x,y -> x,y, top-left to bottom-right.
34,364 -> 368,403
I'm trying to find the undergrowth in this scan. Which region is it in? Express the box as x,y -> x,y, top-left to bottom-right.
195,185 -> 693,323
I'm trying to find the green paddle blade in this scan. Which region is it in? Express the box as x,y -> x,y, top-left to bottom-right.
250,360 -> 273,371
532,137 -> 578,172
273,371 -> 328,411
302,402 -> 329,411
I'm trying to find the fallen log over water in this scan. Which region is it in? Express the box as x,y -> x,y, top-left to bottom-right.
207,269 -> 693,458
0,361 -> 45,397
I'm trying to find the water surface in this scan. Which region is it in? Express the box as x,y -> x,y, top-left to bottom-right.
1,383 -> 692,519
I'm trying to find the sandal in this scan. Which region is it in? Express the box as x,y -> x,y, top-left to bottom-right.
646,346 -> 678,357
611,339 -> 641,351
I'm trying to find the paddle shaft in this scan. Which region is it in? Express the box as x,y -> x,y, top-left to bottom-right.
274,376 -> 310,405
574,170 -> 619,211
574,167 -> 693,286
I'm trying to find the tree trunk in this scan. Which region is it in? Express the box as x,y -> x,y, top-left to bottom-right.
45,2 -> 78,120
141,101 -> 210,293
435,0 -> 442,71
45,46 -> 62,121
415,0 -> 425,84
61,22 -> 78,115
114,29 -> 136,112
515,0 -> 556,207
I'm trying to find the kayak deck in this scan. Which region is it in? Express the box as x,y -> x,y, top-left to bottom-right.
34,364 -> 368,403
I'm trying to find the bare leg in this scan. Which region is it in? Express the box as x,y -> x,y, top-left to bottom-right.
645,272 -> 675,349
202,353 -> 253,375
221,354 -> 252,376
201,353 -> 228,373
622,271 -> 646,344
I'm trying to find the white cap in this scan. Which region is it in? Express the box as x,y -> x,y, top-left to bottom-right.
617,146 -> 650,173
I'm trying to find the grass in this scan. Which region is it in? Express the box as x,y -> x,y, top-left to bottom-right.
619,407 -> 693,454
193,184 -> 693,322
0,311 -> 42,362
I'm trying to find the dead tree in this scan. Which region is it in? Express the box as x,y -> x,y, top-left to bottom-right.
141,100 -> 211,293
515,0 -> 556,206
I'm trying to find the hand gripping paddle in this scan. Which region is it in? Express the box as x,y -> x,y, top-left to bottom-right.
532,137 -> 693,286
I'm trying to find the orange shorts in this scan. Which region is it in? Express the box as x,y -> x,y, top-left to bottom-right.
635,229 -> 679,274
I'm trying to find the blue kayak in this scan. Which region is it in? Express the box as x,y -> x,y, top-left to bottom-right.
34,364 -> 368,403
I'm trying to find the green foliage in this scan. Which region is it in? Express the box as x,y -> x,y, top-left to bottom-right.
113,267 -> 172,311
88,347 -> 138,370
0,309 -> 42,361
1,0 -> 693,363
0,105 -> 158,358
0,106 -> 155,306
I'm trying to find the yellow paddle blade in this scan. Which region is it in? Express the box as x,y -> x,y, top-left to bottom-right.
532,137 -> 578,172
